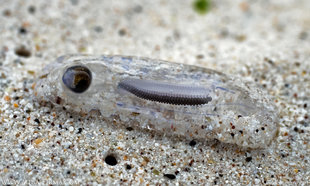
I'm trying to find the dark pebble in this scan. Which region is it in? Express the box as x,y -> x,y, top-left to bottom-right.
28,6 -> 36,14
189,140 -> 196,146
15,46 -> 31,58
19,27 -> 27,34
245,157 -> 252,162
118,29 -> 126,36
164,174 -> 176,180
77,128 -> 83,134
105,155 -> 117,166
126,127 -> 133,131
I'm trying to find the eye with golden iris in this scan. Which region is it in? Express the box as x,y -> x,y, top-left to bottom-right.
62,65 -> 92,93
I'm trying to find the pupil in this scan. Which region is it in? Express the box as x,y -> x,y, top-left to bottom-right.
75,78 -> 89,92
62,65 -> 92,93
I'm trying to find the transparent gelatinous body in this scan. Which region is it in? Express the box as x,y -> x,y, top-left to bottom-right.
35,55 -> 278,148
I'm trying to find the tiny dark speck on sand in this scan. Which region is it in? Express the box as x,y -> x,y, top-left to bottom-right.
245,157 -> 252,162
15,46 -> 31,57
105,155 -> 117,166
164,174 -> 176,180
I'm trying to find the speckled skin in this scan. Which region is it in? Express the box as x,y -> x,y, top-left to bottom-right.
35,55 -> 278,148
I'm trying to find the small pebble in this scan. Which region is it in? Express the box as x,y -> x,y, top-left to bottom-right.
189,140 -> 197,146
118,29 -> 126,36
15,46 -> 31,58
69,126 -> 74,132
164,174 -> 176,180
105,155 -> 117,166
19,27 -> 27,34
245,157 -> 252,162
28,6 -> 36,14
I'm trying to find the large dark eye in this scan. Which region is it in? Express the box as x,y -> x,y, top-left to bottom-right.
62,65 -> 92,93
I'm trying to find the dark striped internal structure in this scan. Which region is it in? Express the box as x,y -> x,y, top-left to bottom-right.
118,78 -> 212,106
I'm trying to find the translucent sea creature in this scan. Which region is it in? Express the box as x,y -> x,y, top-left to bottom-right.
35,55 -> 278,148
